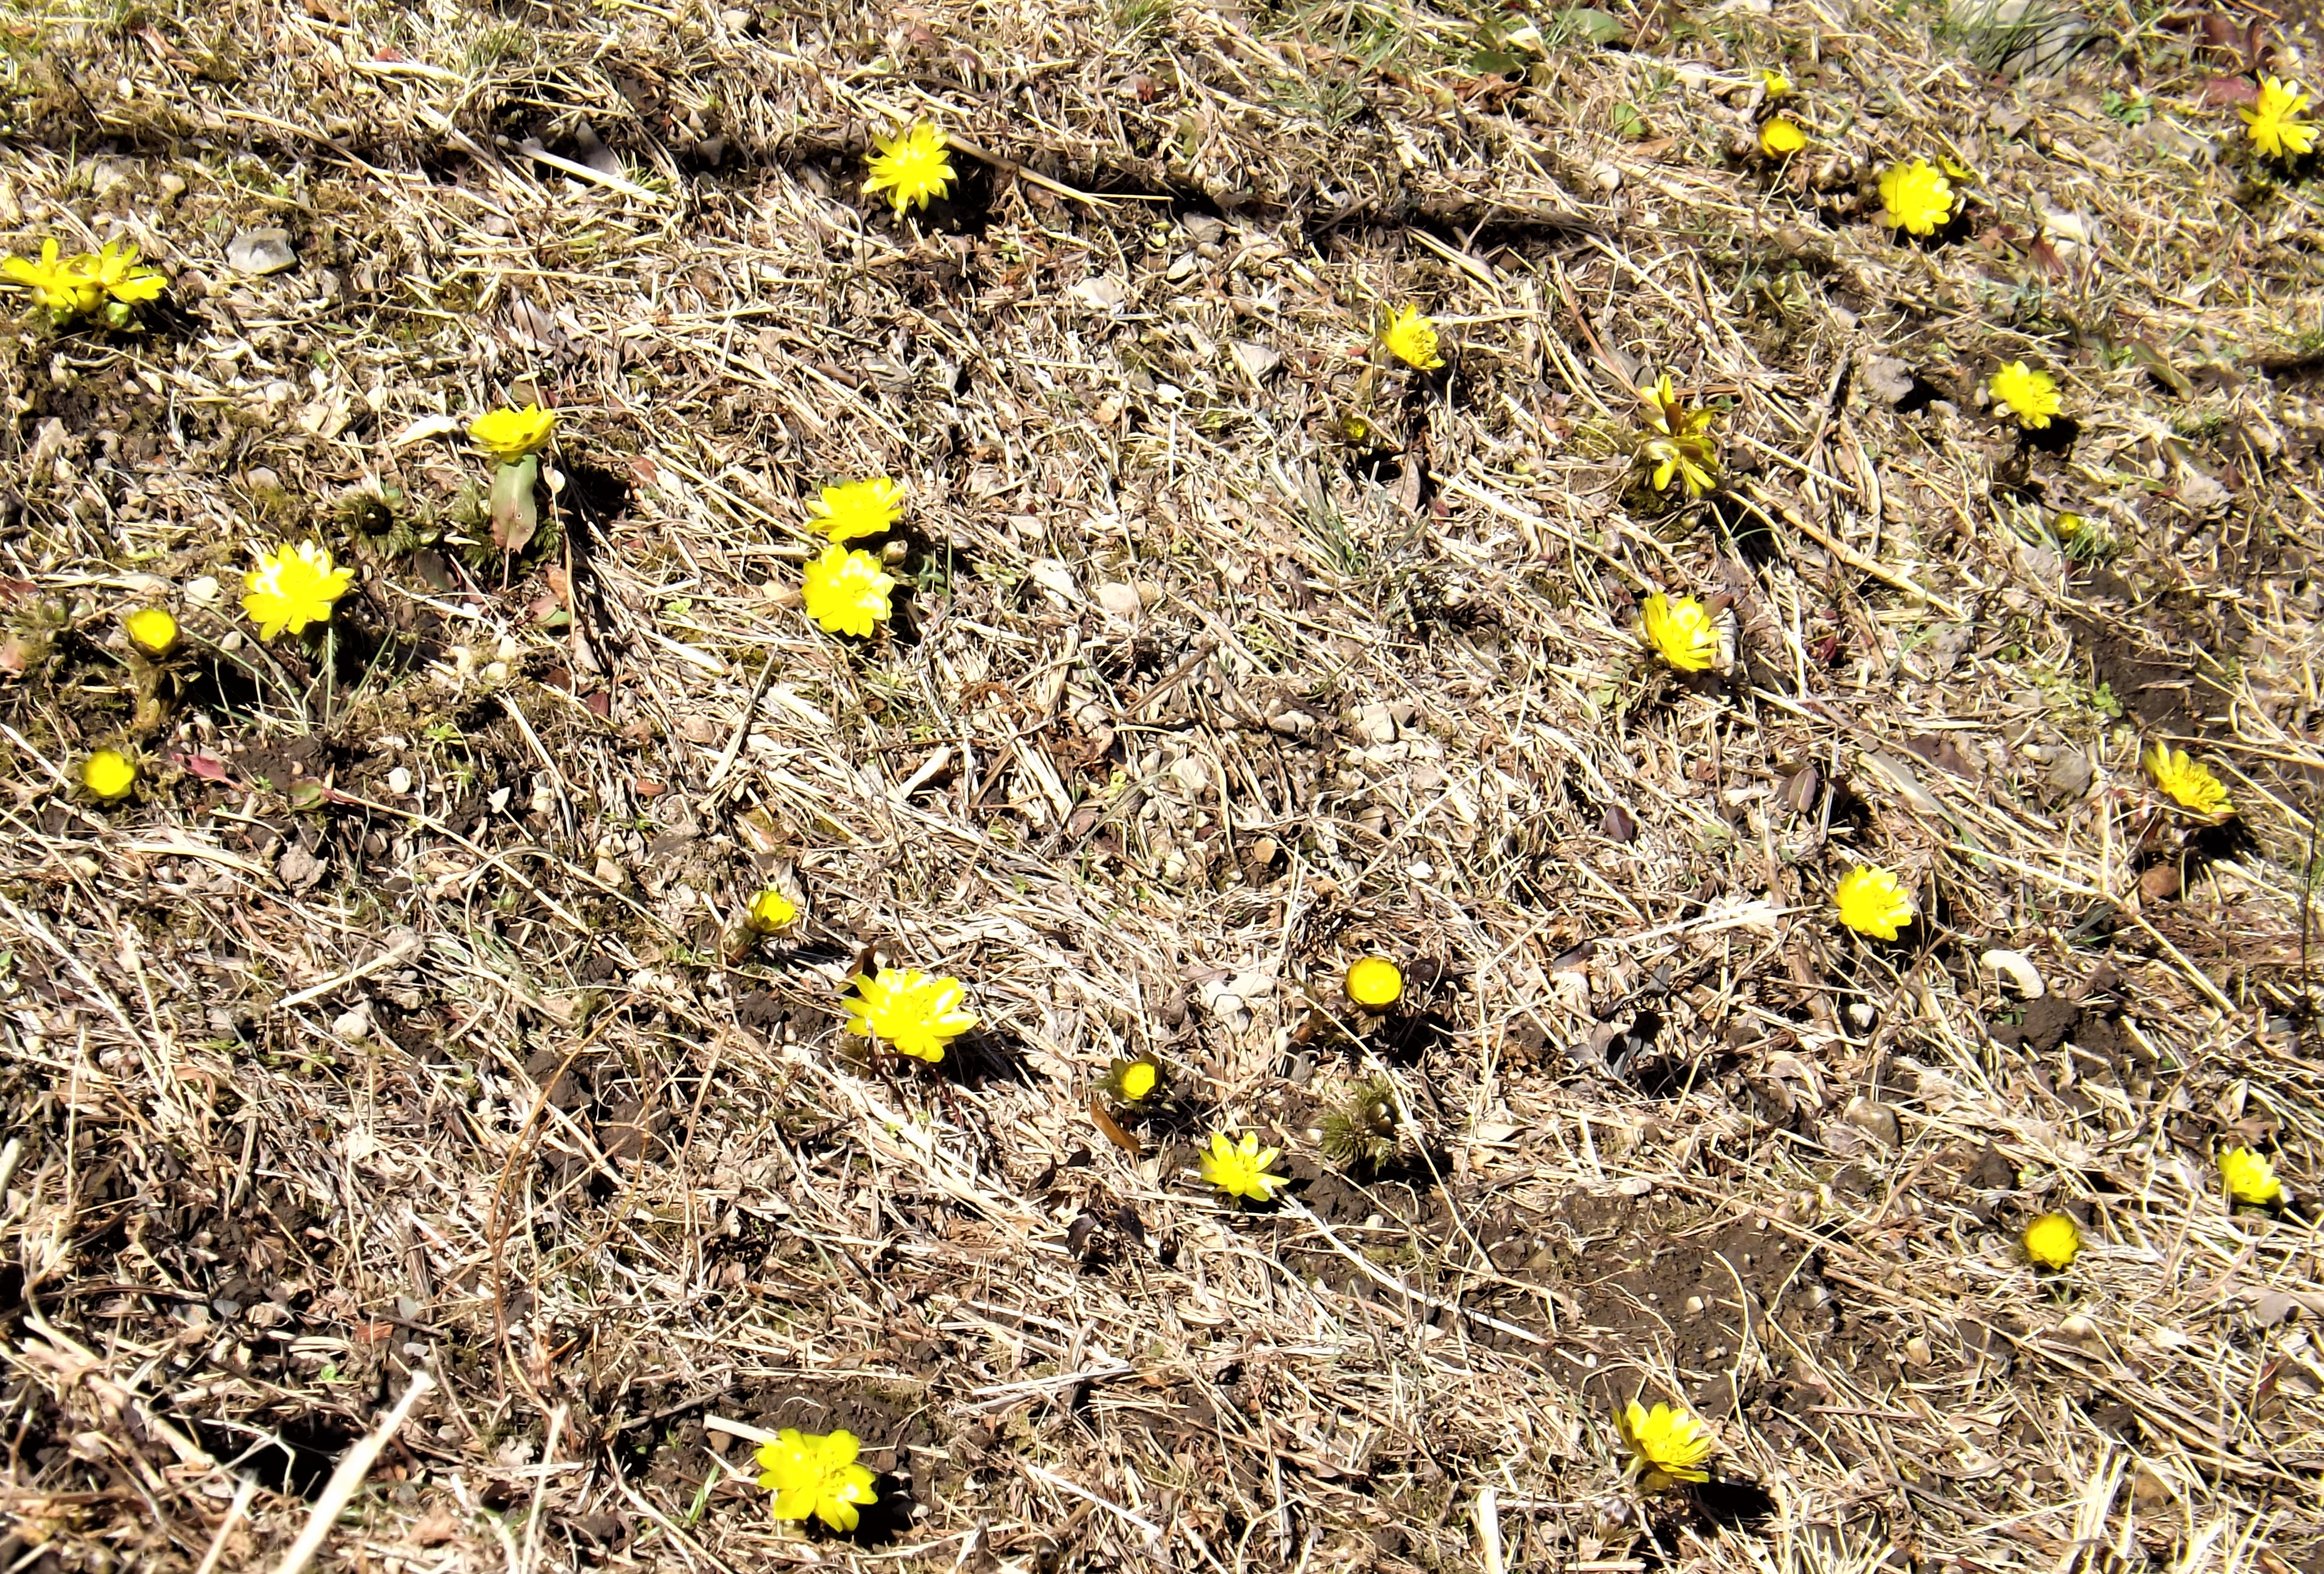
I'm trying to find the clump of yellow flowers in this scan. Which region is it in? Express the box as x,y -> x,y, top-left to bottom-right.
1635,374 -> 1720,498
811,478 -> 905,543
242,542 -> 353,640
1379,303 -> 1446,371
2022,1212 -> 2080,1270
1989,362 -> 2062,430
468,404 -> 558,555
3,238 -> 166,329
802,545 -> 899,638
842,967 -> 977,1063
2144,742 -> 2232,820
1199,1130 -> 1284,1203
2221,1146 -> 2284,1207
1834,864 -> 1915,940
81,748 -> 138,803
756,1427 -> 878,1532
1641,592 -> 1718,674
2241,77 -> 2316,160
1877,158 -> 1954,237
1616,1400 -> 1713,1490
866,122 -> 957,215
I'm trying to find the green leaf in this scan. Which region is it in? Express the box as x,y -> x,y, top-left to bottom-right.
490,455 -> 541,555
1561,7 -> 1626,45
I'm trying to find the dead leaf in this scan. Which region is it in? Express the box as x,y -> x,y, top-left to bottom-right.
1905,733 -> 1977,778
1090,1097 -> 1143,1158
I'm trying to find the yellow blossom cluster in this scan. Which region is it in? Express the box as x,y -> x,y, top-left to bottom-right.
2,239 -> 166,327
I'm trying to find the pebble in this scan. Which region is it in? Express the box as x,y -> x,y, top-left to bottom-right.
184,574 -> 220,605
1842,1096 -> 1901,1146
1350,702 -> 1400,745
1229,341 -> 1280,379
1980,948 -> 2046,998
1095,582 -> 1143,622
387,766 -> 413,795
226,226 -> 297,275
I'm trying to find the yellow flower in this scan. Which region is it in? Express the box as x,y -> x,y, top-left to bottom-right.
1380,303 -> 1446,370
1989,362 -> 2062,429
2221,1146 -> 2284,1206
2243,76 -> 2317,160
124,606 -> 180,659
80,239 -> 166,306
1617,1400 -> 1713,1488
810,477 -> 905,543
1877,158 -> 1954,237
1760,69 -> 1792,98
1641,592 -> 1717,673
3,239 -> 102,317
242,541 -> 353,640
746,888 -> 800,934
82,748 -> 137,802
864,121 -> 957,214
1103,1052 -> 1164,1104
1834,864 -> 1915,940
467,404 -> 557,461
801,544 -> 898,637
755,1428 -> 878,1533
1638,374 -> 1720,496
1345,956 -> 1404,1009
1759,116 -> 1807,157
2023,1213 -> 2081,1270
842,967 -> 976,1062
1199,1130 -> 1284,1203
2144,742 -> 2232,819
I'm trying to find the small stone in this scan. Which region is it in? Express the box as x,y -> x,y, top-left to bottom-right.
1026,558 -> 1081,603
1980,948 -> 2046,999
387,767 -> 412,800
2139,864 -> 2181,902
226,226 -> 297,275
331,1006 -> 371,1041
1165,253 -> 1198,282
157,173 -> 187,203
1182,213 -> 1225,244
1095,582 -> 1143,622
1350,702 -> 1400,745
1591,162 -> 1623,191
1230,341 -> 1280,379
1229,971 -> 1273,999
184,574 -> 220,606
1069,273 -> 1129,311
2047,750 -> 2094,796
1841,1095 -> 1900,1147
1861,355 -> 1917,406
278,842 -> 328,889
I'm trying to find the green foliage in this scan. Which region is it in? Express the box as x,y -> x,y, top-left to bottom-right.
1320,1075 -> 1400,1173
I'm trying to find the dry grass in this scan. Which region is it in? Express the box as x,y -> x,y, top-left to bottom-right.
1,0 -> 2322,1570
